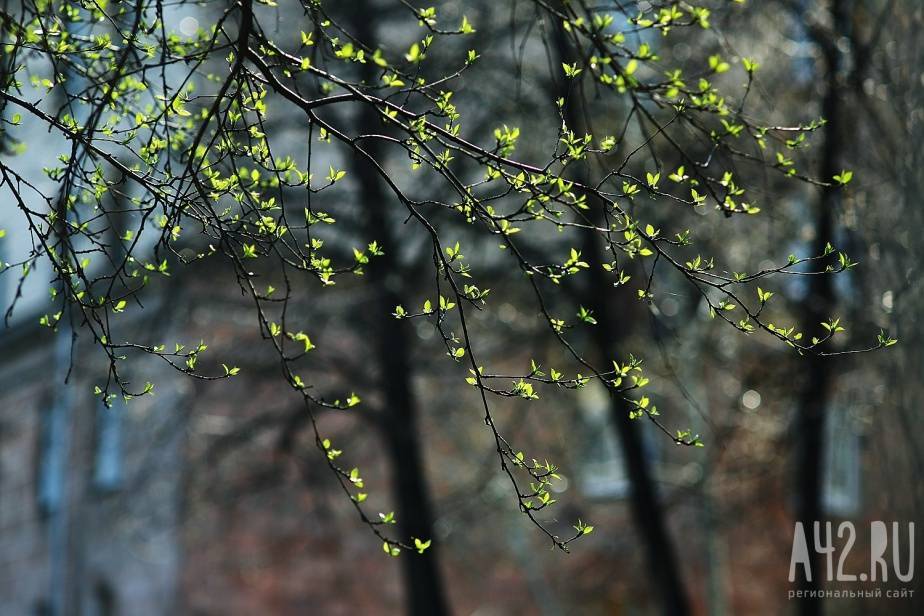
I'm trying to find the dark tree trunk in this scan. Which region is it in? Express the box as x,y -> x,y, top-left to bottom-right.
582,229 -> 692,616
357,144 -> 451,616
370,256 -> 450,616
552,18 -> 691,616
793,2 -> 847,614
345,8 -> 450,615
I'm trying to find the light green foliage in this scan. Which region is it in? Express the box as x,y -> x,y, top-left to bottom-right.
0,0 -> 894,557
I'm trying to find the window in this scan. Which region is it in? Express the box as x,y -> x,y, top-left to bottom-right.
93,401 -> 123,492
36,325 -> 74,514
822,406 -> 861,516
577,380 -> 631,499
36,401 -> 66,515
576,381 -> 662,499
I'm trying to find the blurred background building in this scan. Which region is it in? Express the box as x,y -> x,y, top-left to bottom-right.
0,1 -> 922,615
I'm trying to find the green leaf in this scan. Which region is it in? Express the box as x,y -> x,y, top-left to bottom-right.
833,170 -> 853,185
562,62 -> 582,78
414,538 -> 432,553
708,54 -> 730,73
405,42 -> 423,63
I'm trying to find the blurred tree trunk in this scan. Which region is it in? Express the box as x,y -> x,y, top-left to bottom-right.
345,8 -> 450,616
552,20 -> 691,616
793,1 -> 848,614
366,225 -> 450,616
582,232 -> 692,616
